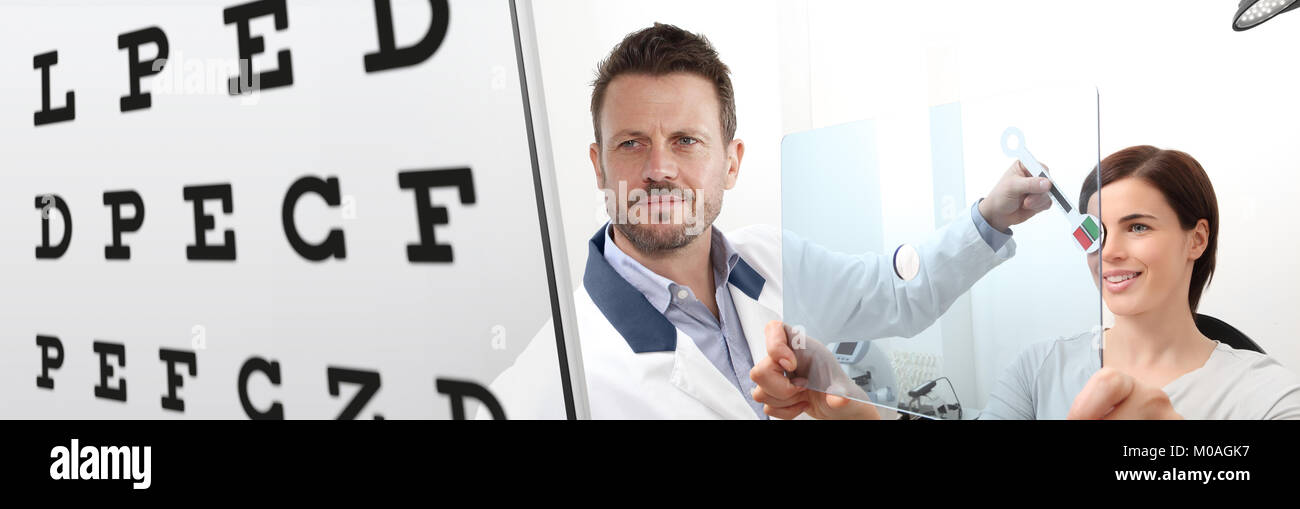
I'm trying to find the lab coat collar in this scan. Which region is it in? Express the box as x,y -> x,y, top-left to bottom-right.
584,224 -> 768,354
730,257 -> 764,300
732,283 -> 782,384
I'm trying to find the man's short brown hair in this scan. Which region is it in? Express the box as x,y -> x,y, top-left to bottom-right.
590,22 -> 737,146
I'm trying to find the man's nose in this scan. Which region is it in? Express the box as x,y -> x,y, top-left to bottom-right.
642,142 -> 678,182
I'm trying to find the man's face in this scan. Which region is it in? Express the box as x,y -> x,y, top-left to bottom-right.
590,72 -> 743,254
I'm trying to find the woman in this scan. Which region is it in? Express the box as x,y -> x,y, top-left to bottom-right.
751,146 -> 1300,420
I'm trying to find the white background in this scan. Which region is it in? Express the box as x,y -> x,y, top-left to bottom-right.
532,0 -> 1300,384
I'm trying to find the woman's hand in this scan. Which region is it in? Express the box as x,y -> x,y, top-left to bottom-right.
749,321 -> 881,420
1067,367 -> 1184,420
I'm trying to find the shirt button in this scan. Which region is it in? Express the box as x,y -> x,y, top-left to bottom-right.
676,289 -> 689,300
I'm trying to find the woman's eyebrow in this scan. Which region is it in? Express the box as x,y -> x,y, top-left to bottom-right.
1118,213 -> 1158,223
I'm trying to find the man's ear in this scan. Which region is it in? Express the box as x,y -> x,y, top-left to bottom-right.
724,138 -> 744,190
1189,218 -> 1210,260
590,142 -> 604,188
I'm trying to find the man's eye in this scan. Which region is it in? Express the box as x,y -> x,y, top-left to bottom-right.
679,137 -> 698,145
619,140 -> 639,148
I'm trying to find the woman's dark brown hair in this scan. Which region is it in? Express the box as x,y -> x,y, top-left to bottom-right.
1079,146 -> 1219,311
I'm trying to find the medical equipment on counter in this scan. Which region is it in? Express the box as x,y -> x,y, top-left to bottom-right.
898,377 -> 963,420
827,340 -> 898,407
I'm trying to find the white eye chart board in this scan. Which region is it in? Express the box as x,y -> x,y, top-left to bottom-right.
0,0 -> 586,420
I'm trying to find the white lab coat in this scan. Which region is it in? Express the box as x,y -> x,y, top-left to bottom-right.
485,214 -> 1015,419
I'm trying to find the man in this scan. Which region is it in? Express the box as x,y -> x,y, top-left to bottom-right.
487,23 -> 1053,419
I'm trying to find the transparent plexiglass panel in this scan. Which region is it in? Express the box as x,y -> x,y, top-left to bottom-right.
781,85 -> 1102,419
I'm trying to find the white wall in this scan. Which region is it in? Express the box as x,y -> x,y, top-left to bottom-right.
533,0 -> 1300,372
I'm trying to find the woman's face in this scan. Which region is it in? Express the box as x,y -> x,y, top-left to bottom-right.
1085,177 -> 1209,317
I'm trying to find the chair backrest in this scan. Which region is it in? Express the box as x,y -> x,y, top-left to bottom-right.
1195,313 -> 1265,354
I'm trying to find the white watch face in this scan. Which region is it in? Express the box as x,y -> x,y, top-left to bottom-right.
893,244 -> 921,281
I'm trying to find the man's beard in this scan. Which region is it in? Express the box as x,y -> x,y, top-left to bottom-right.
611,182 -> 721,255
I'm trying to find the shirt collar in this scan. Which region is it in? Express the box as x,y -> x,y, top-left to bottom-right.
602,225 -> 675,312
602,224 -> 742,312
582,224 -> 766,354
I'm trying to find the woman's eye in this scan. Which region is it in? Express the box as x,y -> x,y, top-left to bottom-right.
1130,223 -> 1150,233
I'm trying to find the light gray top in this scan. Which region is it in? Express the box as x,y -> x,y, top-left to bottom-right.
982,330 -> 1300,420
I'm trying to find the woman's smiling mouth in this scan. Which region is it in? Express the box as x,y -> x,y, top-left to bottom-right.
1103,269 -> 1143,292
